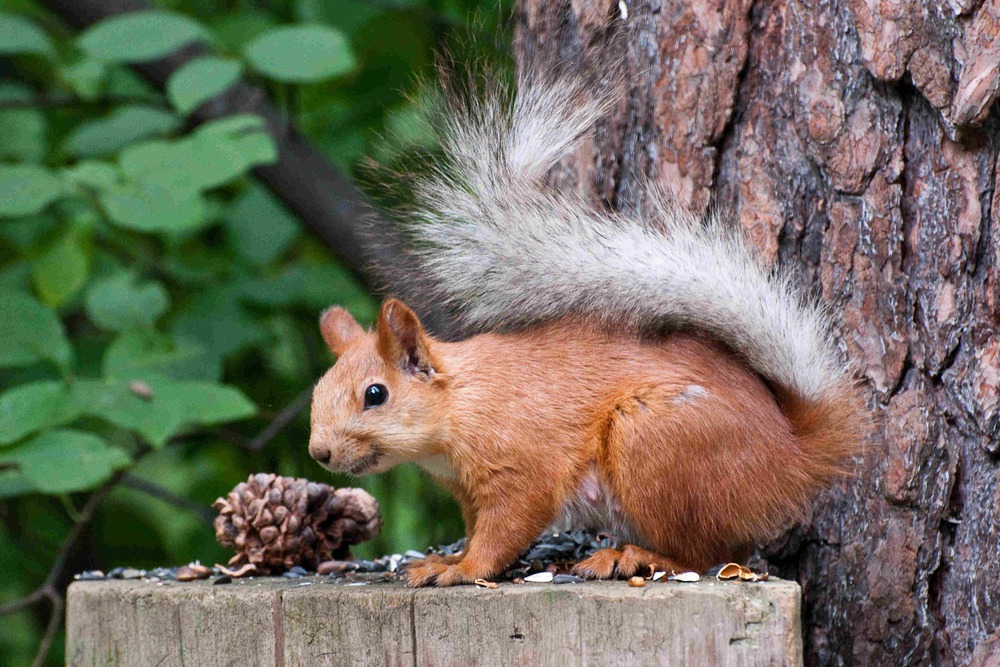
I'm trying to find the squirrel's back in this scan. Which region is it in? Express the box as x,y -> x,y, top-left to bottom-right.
433,316 -> 839,563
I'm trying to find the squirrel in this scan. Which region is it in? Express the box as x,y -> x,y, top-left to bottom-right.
307,69 -> 868,587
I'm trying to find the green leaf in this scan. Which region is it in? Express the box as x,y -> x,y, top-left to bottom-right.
102,330 -> 218,381
0,381 -> 83,446
60,59 -> 106,101
0,290 -> 71,369
167,56 -> 242,114
0,470 -> 36,499
0,261 -> 32,294
64,105 -> 181,158
171,287 -> 265,360
1,430 -> 130,493
31,230 -> 90,308
100,179 -> 206,234
77,10 -> 207,63
85,272 -> 169,331
0,212 -> 56,250
0,12 -> 55,57
0,83 -> 46,162
153,380 -> 256,428
78,378 -> 255,447
0,108 -> 46,162
224,183 -> 299,265
245,24 -> 356,83
76,379 -> 186,447
63,161 -> 121,191
0,164 -> 62,217
116,116 -> 275,196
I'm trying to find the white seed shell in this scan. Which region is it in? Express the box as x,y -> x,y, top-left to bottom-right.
669,571 -> 701,582
524,571 -> 555,583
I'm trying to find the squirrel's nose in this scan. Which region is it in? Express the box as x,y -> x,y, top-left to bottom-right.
308,440 -> 332,464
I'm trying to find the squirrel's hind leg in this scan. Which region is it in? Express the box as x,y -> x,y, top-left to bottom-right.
592,371 -> 795,570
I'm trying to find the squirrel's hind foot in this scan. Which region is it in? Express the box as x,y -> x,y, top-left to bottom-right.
404,559 -> 478,587
572,545 -> 689,580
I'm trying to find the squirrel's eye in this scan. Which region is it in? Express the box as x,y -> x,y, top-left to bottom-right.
363,383 -> 388,410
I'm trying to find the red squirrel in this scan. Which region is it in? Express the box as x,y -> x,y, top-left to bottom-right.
308,71 -> 868,587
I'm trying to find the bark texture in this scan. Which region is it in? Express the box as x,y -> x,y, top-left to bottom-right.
515,0 -> 1000,664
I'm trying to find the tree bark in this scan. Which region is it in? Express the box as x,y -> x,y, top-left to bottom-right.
515,0 -> 1000,665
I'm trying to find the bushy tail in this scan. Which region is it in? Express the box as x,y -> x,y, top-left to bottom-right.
383,69 -> 867,471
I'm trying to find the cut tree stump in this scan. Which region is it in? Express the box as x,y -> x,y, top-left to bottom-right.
66,576 -> 802,666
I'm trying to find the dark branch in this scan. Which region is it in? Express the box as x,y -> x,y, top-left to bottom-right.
120,475 -> 215,525
246,386 -> 314,452
32,595 -> 63,667
0,588 -> 46,616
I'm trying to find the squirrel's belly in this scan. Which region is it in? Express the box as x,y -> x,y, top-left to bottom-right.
546,469 -> 642,545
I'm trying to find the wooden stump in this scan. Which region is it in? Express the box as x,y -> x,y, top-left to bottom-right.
66,576 -> 802,666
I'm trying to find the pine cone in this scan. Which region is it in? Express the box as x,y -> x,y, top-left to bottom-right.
212,473 -> 382,574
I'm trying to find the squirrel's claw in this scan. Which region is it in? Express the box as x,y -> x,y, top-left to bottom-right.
573,545 -> 686,580
404,560 -> 476,587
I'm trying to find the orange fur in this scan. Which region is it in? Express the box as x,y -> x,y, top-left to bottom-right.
309,299 -> 865,586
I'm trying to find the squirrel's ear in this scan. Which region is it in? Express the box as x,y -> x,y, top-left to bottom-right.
319,307 -> 364,357
376,299 -> 438,378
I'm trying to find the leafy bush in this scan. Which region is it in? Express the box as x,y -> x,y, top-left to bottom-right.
0,0 -> 506,663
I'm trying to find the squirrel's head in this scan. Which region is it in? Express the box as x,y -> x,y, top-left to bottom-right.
308,298 -> 447,476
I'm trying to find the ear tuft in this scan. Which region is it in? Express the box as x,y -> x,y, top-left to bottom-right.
376,299 -> 438,377
319,307 -> 364,357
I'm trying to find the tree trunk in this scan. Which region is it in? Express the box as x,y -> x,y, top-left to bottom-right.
515,0 -> 1000,664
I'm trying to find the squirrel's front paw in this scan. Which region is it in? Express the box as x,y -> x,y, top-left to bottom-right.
404,560 -> 476,587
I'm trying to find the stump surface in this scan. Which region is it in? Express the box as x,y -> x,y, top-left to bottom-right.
66,575 -> 802,666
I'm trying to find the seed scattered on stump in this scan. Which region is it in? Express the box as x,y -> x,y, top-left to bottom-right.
213,473 -> 382,574
714,562 -> 762,581
474,578 -> 498,589
628,576 -> 646,587
216,563 -> 257,578
176,564 -> 211,581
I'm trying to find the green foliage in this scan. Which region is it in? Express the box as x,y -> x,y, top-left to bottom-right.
167,56 -> 242,113
0,290 -> 71,369
0,0 -> 509,663
64,105 -> 181,158
85,272 -> 170,331
0,164 -> 63,217
4,430 -> 130,494
245,24 -> 355,82
77,10 -> 208,63
0,11 -> 54,57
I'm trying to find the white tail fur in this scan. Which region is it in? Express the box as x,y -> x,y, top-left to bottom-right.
389,71 -> 847,401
